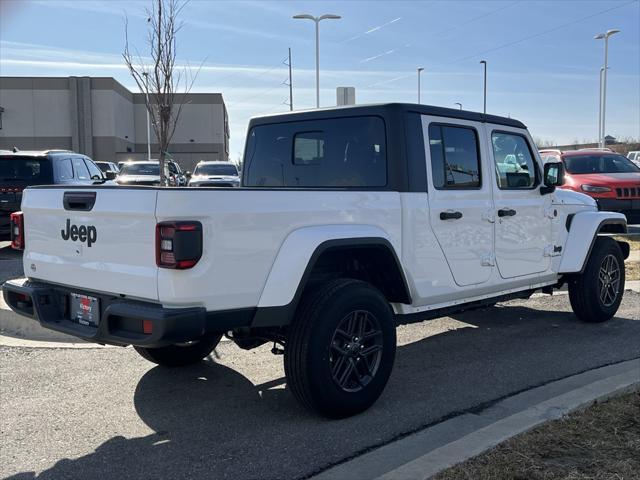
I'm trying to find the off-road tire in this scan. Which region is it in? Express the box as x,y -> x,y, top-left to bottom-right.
134,334 -> 222,367
284,278 -> 396,418
569,237 -> 625,323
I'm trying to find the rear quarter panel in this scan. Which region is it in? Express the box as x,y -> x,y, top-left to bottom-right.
155,189 -> 401,310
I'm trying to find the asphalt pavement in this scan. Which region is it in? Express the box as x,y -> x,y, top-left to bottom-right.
1,291 -> 639,480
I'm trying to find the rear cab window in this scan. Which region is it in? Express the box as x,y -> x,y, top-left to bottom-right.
0,155 -> 53,186
244,116 -> 387,188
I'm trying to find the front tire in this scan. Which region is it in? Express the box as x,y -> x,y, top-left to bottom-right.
569,238 -> 625,323
134,334 -> 222,367
284,279 -> 396,418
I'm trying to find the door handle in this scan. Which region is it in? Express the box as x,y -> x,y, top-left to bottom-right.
440,211 -> 463,220
498,208 -> 517,217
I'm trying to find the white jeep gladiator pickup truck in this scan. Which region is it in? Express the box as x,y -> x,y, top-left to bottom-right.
3,104 -> 631,418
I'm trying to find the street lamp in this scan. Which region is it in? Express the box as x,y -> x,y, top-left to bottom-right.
597,66 -> 605,146
454,102 -> 462,110
480,60 -> 487,115
417,67 -> 424,103
293,13 -> 341,108
142,72 -> 152,161
594,29 -> 620,148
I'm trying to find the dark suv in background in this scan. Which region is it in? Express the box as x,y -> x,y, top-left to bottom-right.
0,150 -> 110,237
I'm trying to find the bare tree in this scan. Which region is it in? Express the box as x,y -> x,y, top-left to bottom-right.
533,137 -> 557,149
123,0 -> 199,185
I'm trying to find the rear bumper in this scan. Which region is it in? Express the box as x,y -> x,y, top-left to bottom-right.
2,278 -> 253,347
596,198 -> 640,224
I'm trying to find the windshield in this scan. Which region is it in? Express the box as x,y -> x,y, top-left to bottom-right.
119,163 -> 159,176
194,164 -> 238,176
564,154 -> 640,174
0,156 -> 53,185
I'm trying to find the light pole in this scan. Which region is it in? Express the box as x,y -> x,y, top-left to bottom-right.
417,67 -> 424,103
480,60 -> 487,115
594,29 -> 620,148
142,72 -> 152,161
598,66 -> 605,146
454,102 -> 462,110
293,13 -> 341,108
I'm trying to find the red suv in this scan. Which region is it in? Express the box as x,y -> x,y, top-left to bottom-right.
540,148 -> 640,224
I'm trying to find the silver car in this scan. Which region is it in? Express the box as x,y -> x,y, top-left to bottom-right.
188,161 -> 241,187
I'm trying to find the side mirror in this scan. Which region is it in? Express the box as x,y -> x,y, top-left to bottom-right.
185,170 -> 192,178
105,171 -> 117,180
540,162 -> 564,195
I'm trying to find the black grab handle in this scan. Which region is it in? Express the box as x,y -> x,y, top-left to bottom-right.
498,208 -> 517,217
63,192 -> 97,211
440,211 -> 463,220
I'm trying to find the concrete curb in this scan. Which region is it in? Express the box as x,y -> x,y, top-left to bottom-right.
313,359 -> 640,480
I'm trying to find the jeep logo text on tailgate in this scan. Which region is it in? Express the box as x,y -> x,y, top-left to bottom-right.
61,219 -> 97,247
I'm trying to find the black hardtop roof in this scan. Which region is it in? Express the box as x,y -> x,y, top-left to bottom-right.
249,103 -> 526,129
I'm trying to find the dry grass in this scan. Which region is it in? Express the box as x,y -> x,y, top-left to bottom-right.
434,391 -> 640,480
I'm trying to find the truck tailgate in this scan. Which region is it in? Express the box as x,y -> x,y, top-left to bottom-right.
21,187 -> 159,300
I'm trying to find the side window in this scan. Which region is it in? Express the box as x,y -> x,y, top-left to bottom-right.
71,157 -> 90,180
84,159 -> 103,180
57,158 -> 74,181
492,132 -> 537,189
428,124 -> 481,189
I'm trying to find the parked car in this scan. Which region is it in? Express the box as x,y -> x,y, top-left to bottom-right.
95,161 -> 120,175
540,148 -> 640,224
116,160 -> 184,186
627,151 -> 640,168
3,104 -> 633,418
0,150 -> 110,237
188,161 -> 240,187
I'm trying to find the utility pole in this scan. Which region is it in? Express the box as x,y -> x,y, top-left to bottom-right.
287,48 -> 293,111
417,67 -> 424,103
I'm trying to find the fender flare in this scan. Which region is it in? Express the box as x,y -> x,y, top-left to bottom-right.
252,225 -> 410,327
558,211 -> 627,274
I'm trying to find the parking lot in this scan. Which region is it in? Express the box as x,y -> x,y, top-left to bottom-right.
1,241 -> 639,480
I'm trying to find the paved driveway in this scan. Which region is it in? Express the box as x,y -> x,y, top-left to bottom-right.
1,292 -> 639,480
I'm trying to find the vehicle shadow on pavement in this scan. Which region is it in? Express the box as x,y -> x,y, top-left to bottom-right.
6,295 -> 640,480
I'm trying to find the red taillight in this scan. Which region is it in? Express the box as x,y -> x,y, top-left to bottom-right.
0,187 -> 24,193
155,221 -> 202,269
10,212 -> 24,250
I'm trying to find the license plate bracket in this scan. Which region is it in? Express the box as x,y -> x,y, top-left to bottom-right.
69,293 -> 100,327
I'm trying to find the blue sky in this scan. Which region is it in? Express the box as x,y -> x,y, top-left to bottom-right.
1,0 -> 639,160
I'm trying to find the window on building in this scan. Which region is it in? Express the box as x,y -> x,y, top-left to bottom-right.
491,132 -> 538,189
244,116 -> 386,188
428,124 -> 481,189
